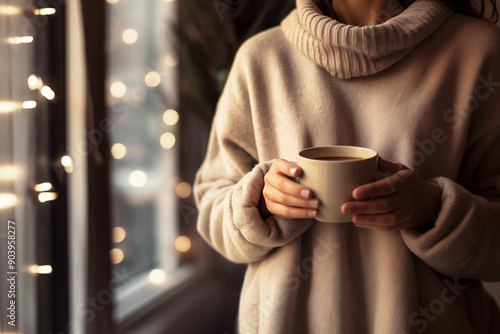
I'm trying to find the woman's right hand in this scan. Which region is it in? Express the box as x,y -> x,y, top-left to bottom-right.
260,158 -> 320,219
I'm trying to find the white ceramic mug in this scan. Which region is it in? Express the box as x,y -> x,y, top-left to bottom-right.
298,145 -> 378,223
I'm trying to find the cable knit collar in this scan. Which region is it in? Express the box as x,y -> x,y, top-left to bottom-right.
281,0 -> 454,79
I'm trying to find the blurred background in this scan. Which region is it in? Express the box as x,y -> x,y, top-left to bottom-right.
0,0 -> 499,333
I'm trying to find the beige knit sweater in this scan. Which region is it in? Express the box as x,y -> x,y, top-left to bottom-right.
194,0 -> 500,332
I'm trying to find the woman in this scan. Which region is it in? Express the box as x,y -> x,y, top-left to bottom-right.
194,0 -> 500,332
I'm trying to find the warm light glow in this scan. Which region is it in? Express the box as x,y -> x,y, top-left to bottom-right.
0,101 -> 17,113
145,71 -> 161,88
61,155 -> 73,167
33,7 -> 56,15
160,132 -> 176,149
22,101 -> 37,109
7,36 -> 34,44
28,74 -> 38,89
61,155 -> 74,173
176,182 -> 192,199
0,193 -> 17,210
110,81 -> 126,98
0,100 -> 35,112
164,53 -> 178,67
106,0 -> 119,3
65,165 -> 74,173
41,85 -> 55,100
111,143 -> 126,159
0,165 -> 21,181
38,192 -> 57,203
122,28 -> 138,44
163,109 -> 179,126
0,5 -> 21,15
174,236 -> 191,252
113,227 -> 126,243
29,265 -> 53,274
110,248 -> 124,264
149,269 -> 166,284
129,170 -> 148,188
34,182 -> 52,192
28,74 -> 43,90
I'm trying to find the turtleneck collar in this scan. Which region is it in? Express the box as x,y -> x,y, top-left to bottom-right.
281,0 -> 454,79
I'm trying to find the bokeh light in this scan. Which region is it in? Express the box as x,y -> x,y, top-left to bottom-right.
113,227 -> 126,243
145,71 -> 161,88
163,109 -> 179,126
174,236 -> 191,252
149,269 -> 166,284
129,170 -> 148,188
175,182 -> 192,199
160,132 -> 176,149
110,81 -> 126,98
111,143 -> 126,159
122,28 -> 138,44
110,248 -> 124,264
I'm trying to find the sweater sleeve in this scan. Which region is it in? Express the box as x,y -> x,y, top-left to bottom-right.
193,44 -> 314,264
401,67 -> 500,281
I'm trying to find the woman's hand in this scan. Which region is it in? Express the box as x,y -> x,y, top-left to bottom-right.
341,157 -> 443,231
261,159 -> 320,219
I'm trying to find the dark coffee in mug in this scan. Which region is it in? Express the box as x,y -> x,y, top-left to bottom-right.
308,154 -> 362,161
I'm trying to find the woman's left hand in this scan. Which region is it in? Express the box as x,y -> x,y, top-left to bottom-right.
341,157 -> 443,231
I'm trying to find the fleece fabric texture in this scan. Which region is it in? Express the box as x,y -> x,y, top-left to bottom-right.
194,0 -> 500,332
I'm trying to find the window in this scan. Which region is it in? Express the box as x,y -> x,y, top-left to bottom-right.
105,0 -> 192,321
0,1 -> 68,333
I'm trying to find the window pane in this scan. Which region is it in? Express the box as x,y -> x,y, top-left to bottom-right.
106,0 -> 185,320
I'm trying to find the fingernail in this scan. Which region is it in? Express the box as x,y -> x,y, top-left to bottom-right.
309,199 -> 319,208
343,204 -> 353,214
290,167 -> 298,175
308,210 -> 317,217
352,189 -> 361,199
300,189 -> 311,198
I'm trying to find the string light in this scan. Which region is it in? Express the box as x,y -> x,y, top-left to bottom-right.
122,29 -> 138,44
174,236 -> 191,252
149,269 -> 166,284
0,101 -> 36,113
144,71 -> 161,88
164,53 -> 178,67
21,101 -> 37,109
163,109 -> 179,126
110,81 -> 126,98
0,101 -> 17,113
7,36 -> 33,44
175,182 -> 192,199
29,265 -> 53,274
0,193 -> 18,210
129,170 -> 148,188
61,155 -> 73,167
113,227 -> 127,243
41,85 -> 55,100
28,74 -> 43,90
0,5 -> 21,15
60,155 -> 74,173
33,8 -> 56,15
160,132 -> 176,149
111,143 -> 126,159
38,192 -> 57,203
34,182 -> 53,192
110,248 -> 124,264
0,165 -> 22,181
